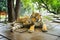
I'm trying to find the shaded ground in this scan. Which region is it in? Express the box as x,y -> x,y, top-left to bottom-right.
0,21 -> 60,40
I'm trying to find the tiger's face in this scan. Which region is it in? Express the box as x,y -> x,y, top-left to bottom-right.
31,13 -> 42,22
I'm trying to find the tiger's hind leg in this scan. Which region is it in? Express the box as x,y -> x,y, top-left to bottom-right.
10,23 -> 23,32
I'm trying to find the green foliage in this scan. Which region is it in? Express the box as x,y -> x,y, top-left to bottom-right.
47,0 -> 60,14
21,0 -> 60,14
0,0 -> 60,14
0,0 -> 7,11
21,0 -> 32,8
43,16 -> 52,21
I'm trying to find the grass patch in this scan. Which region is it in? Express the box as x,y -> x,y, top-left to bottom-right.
43,16 -> 53,21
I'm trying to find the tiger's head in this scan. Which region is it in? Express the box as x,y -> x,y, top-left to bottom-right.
30,12 -> 42,22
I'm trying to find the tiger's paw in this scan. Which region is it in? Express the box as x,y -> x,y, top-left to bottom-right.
42,24 -> 48,32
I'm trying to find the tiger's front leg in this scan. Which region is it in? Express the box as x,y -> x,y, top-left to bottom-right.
28,25 -> 35,32
42,24 -> 47,32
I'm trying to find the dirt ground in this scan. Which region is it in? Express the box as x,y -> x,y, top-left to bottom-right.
0,22 -> 60,40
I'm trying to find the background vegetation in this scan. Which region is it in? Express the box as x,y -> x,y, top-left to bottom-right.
0,0 -> 60,22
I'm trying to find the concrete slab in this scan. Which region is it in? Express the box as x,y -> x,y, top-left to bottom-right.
0,23 -> 60,40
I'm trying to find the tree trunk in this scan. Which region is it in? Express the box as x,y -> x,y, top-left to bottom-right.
7,0 -> 15,22
15,0 -> 20,20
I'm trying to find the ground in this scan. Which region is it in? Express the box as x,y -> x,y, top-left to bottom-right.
0,21 -> 60,40
0,15 -> 60,40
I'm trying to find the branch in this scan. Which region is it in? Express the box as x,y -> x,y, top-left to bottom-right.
40,0 -> 56,14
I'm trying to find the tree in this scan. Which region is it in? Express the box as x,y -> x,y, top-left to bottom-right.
15,0 -> 20,19
7,0 -> 20,22
7,0 -> 15,22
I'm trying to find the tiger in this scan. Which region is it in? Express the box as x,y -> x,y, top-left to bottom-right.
10,12 -> 47,32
